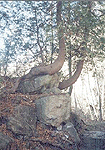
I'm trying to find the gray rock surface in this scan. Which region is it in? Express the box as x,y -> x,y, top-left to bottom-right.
0,132 -> 13,149
43,87 -> 61,94
7,105 -> 37,136
18,73 -> 60,94
35,94 -> 71,127
81,131 -> 105,150
63,122 -> 80,143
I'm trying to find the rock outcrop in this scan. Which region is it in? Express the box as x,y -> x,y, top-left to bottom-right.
0,73 -> 82,149
17,73 -> 71,127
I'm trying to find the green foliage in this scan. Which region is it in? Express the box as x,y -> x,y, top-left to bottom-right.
63,1 -> 105,60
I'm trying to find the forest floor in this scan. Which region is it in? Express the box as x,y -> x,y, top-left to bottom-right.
0,93 -> 105,150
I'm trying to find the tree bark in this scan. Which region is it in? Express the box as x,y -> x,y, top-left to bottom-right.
58,60 -> 84,90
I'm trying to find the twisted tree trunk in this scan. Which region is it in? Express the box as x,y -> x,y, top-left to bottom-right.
21,1 -> 65,80
58,60 -> 84,90
0,1 -> 84,96
0,1 -> 65,95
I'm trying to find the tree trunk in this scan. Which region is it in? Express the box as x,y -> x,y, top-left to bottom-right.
58,60 -> 84,90
22,37 -> 65,79
0,1 -> 84,96
0,1 -> 65,95
22,1 -> 65,80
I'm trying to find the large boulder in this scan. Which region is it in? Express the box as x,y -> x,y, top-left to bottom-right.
18,73 -> 60,94
7,105 -> 37,137
35,94 -> 71,127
